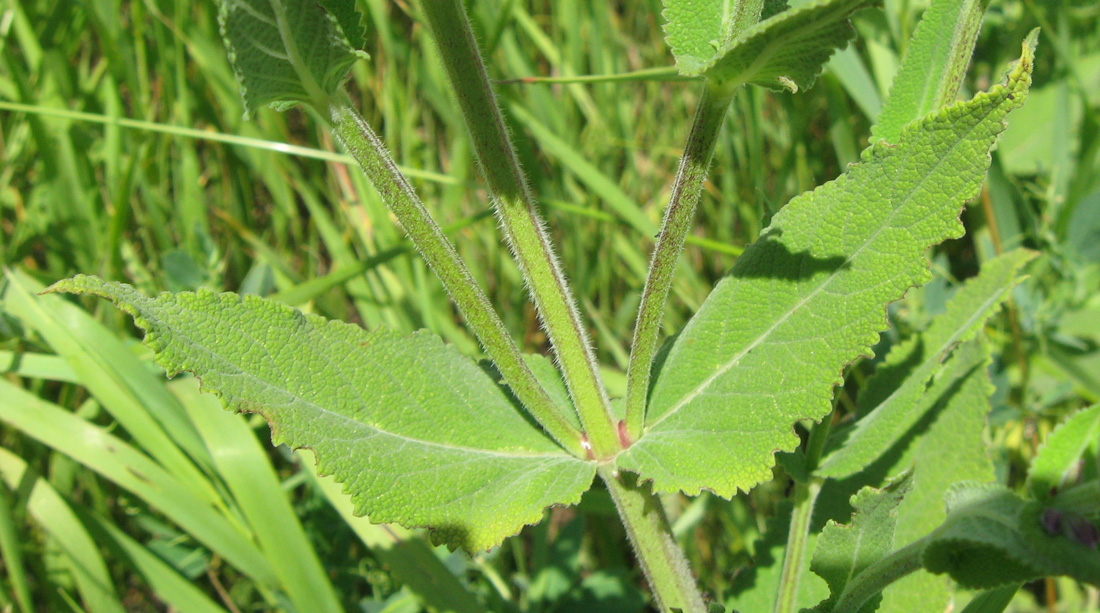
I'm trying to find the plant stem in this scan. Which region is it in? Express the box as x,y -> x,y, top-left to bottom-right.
624,83 -> 735,440
327,97 -> 585,458
832,537 -> 927,612
775,479 -> 822,613
416,0 -> 620,458
774,417 -> 831,613
598,465 -> 705,611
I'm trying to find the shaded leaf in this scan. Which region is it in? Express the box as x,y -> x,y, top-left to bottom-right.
876,339 -> 995,612
923,483 -> 1100,588
807,473 -> 912,613
47,276 -> 595,551
817,249 -> 1034,479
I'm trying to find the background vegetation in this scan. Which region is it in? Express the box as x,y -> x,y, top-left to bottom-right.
1,0 -> 1098,610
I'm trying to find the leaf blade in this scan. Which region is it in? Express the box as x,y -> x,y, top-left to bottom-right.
615,39 -> 1034,497
48,276 -> 595,551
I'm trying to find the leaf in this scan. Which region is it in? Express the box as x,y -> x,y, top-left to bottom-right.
806,473 -> 912,613
47,275 -> 595,551
660,0 -> 740,74
875,339 -> 996,612
817,249 -> 1035,479
923,482 -> 1100,588
615,39 -> 1034,497
1026,404 -> 1100,502
218,0 -> 369,117
871,0 -> 989,144
690,0 -> 882,92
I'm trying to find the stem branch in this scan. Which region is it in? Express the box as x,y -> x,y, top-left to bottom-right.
774,417 -> 832,613
624,83 -> 735,439
416,0 -> 620,457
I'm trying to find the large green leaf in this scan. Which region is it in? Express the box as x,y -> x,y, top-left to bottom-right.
807,474 -> 912,613
681,0 -> 881,91
48,276 -> 595,551
615,39 -> 1034,497
817,249 -> 1034,479
218,0 -> 368,117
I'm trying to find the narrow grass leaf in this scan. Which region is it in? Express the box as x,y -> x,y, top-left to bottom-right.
817,249 -> 1035,479
0,449 -> 225,613
3,270 -> 217,500
0,380 -> 280,587
48,276 -> 596,551
616,40 -> 1034,497
0,450 -> 125,613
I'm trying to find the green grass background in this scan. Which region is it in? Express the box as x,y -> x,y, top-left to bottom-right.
1,0 -> 1099,610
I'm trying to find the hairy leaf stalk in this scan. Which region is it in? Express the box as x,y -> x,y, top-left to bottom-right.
598,466 -> 706,612
328,97 -> 584,457
624,83 -> 735,439
832,537 -> 927,611
416,0 -> 620,458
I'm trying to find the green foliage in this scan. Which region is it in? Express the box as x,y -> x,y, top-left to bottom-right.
818,249 -> 1036,479
218,0 -> 368,116
923,482 -> 1100,588
808,473 -> 911,613
663,0 -> 881,91
3,0 -> 1097,610
871,0 -> 987,143
1027,404 -> 1100,502
616,48 -> 1033,497
47,275 -> 595,551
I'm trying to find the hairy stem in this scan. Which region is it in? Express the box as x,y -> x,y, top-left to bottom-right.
624,83 -> 735,440
416,0 -> 620,458
832,537 -> 927,612
328,97 -> 584,457
775,417 -> 831,613
598,466 -> 705,611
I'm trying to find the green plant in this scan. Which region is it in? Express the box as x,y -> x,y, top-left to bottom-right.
27,0 -> 1099,611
